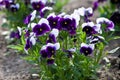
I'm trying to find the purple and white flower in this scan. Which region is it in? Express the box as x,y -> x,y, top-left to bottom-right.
88,35 -> 105,44
30,0 -> 46,11
24,10 -> 37,25
82,22 -> 101,36
24,35 -> 36,51
80,43 -> 94,56
59,14 -> 80,35
96,17 -> 114,31
40,42 -> 60,58
32,18 -> 51,36
0,0 -> 13,8
10,27 -> 22,39
78,7 -> 93,17
47,28 -> 59,43
63,48 -> 76,58
9,3 -> 20,12
47,13 -> 60,29
77,7 -> 93,22
40,6 -> 53,17
93,0 -> 107,11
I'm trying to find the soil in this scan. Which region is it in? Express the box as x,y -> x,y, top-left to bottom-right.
0,0 -> 120,80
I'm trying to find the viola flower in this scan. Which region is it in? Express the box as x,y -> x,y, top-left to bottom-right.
59,14 -> 80,35
82,22 -> 101,36
78,7 -> 93,17
96,17 -> 114,31
40,43 -> 60,58
47,13 -> 60,29
24,36 -> 36,51
30,0 -> 45,11
93,1 -> 99,11
24,29 -> 30,37
32,18 -> 51,36
63,48 -> 76,58
93,0 -> 107,11
110,11 -> 120,24
0,0 -> 13,8
24,10 -> 37,25
88,35 -> 104,44
80,43 -> 94,56
59,17 -> 72,30
10,31 -> 16,38
9,3 -> 20,12
77,7 -> 93,22
40,6 -> 53,17
10,27 -> 22,39
47,28 -> 59,43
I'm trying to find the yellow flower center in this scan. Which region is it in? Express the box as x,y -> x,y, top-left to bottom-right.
40,28 -> 42,31
53,22 -> 56,25
86,28 -> 88,31
36,5 -> 40,8
64,22 -> 67,25
85,50 -> 88,53
52,50 -> 54,53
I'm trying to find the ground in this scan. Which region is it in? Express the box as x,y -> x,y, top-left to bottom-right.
0,0 -> 120,80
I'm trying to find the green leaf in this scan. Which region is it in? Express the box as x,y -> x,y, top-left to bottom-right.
7,44 -> 24,51
21,34 -> 25,45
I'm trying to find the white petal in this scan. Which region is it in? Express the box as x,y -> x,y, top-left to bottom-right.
81,43 -> 88,47
31,10 -> 37,21
109,28 -> 115,31
16,3 -> 20,9
46,43 -> 54,48
71,13 -> 80,26
86,7 -> 93,14
94,24 -> 102,34
88,22 -> 94,27
27,23 -> 31,28
90,38 -> 99,43
2,18 -> 7,23
89,44 -> 94,50
73,9 -> 79,15
31,23 -> 37,29
82,23 -> 87,28
17,27 -> 22,35
38,18 -> 49,25
24,48 -> 28,54
54,43 -> 60,50
78,7 -> 85,16
47,12 -> 56,18
58,12 -> 66,17
30,0 -> 39,3
41,45 -> 47,50
69,48 -> 76,52
96,17 -> 109,24
41,0 -> 47,4
30,36 -> 36,45
64,14 -> 72,19
50,28 -> 59,37
41,7 -> 53,12
98,36 -> 105,40
30,32 -> 35,37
